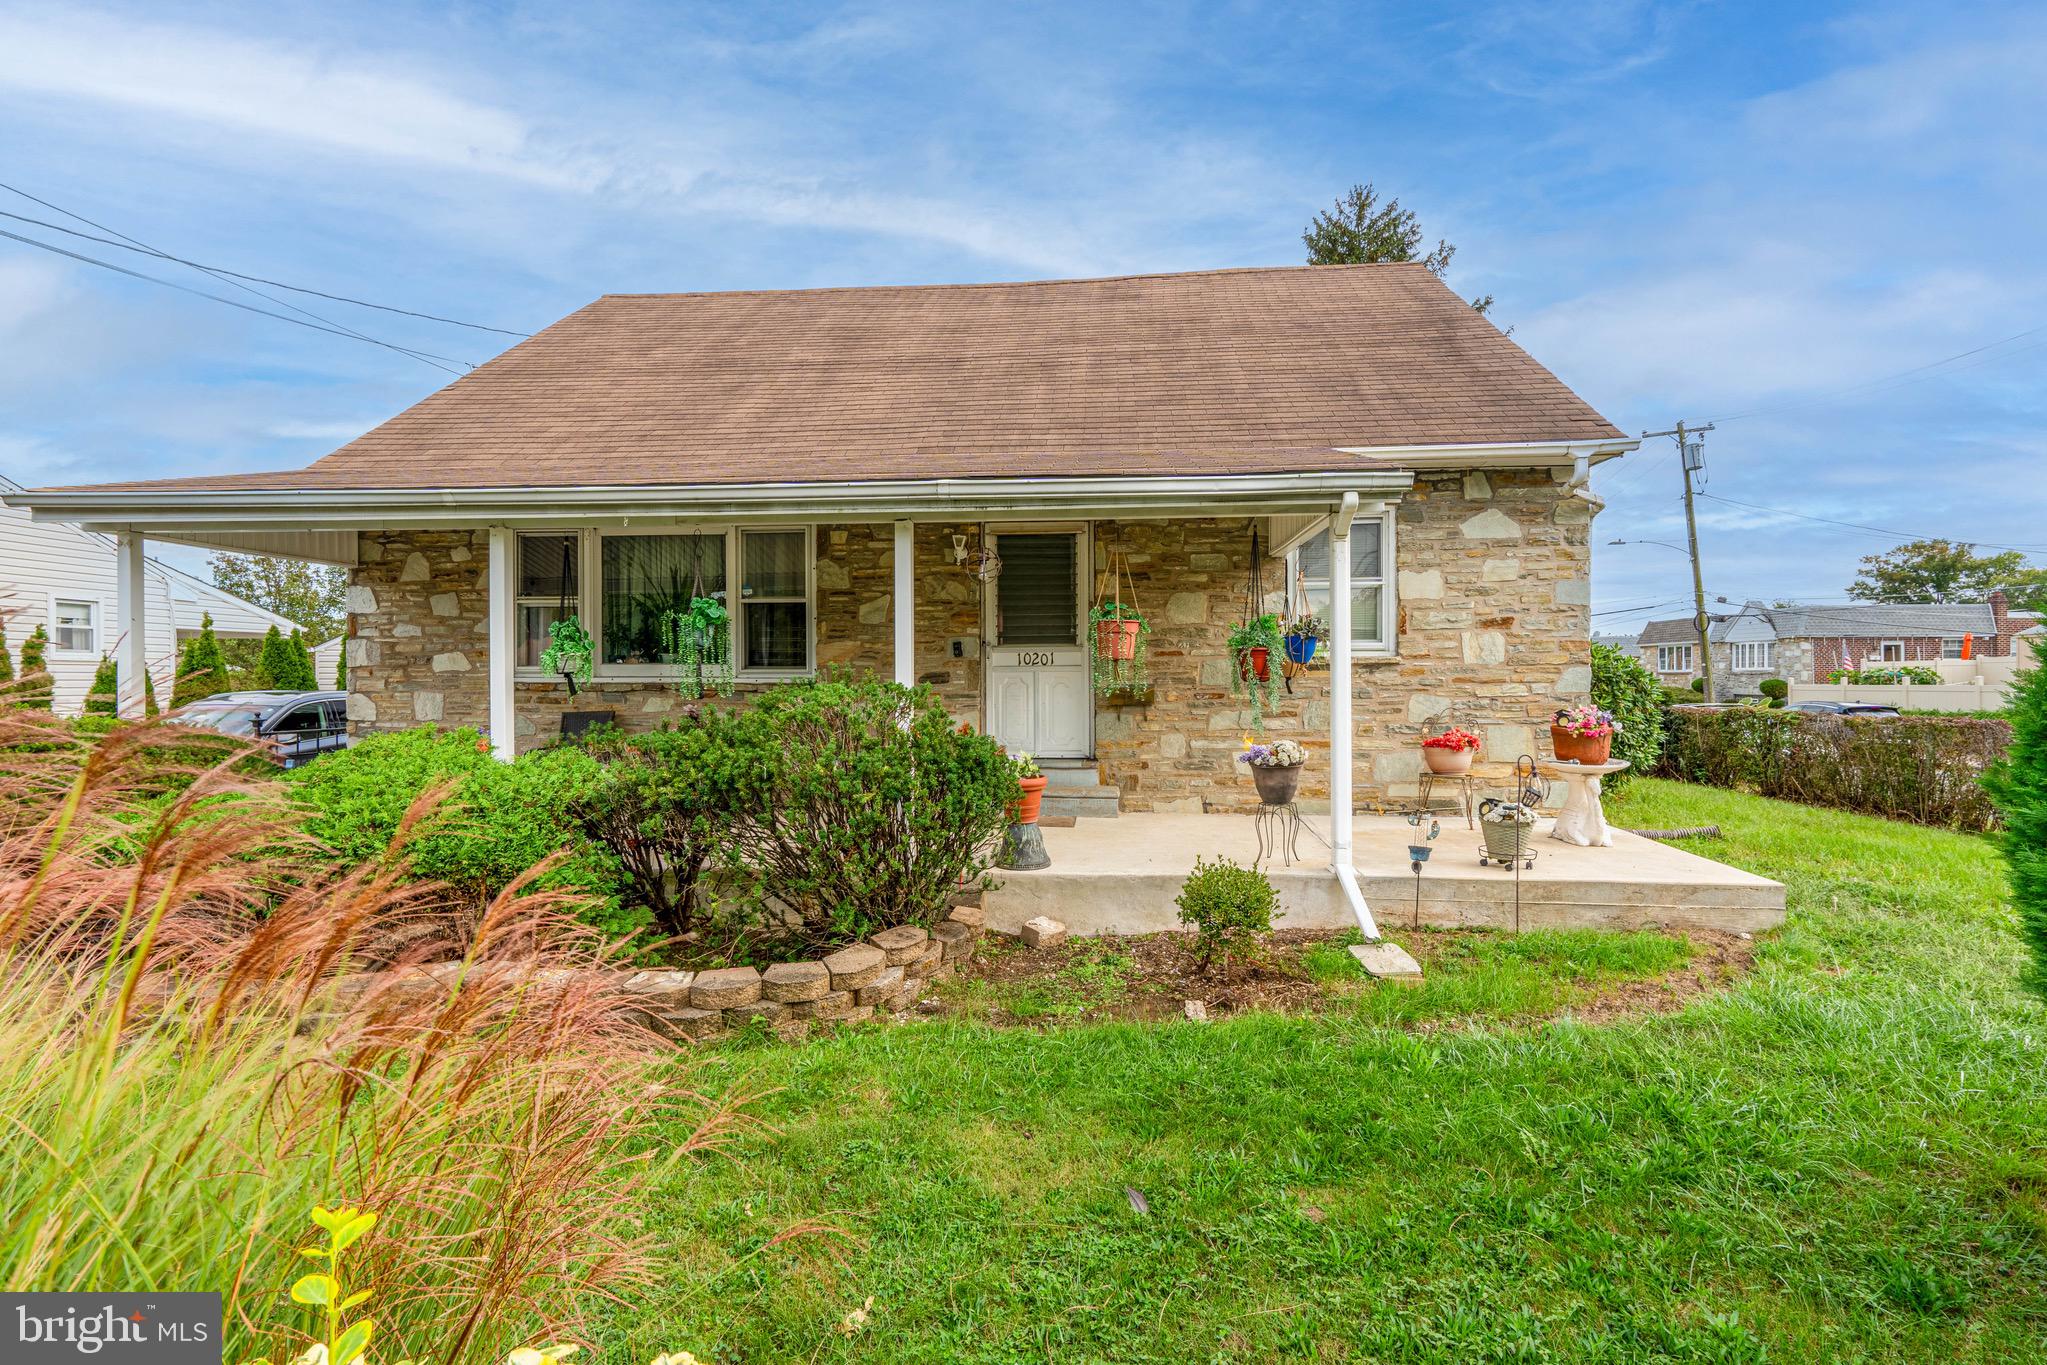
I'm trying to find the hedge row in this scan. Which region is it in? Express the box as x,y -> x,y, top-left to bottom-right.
1657,705 -> 2010,831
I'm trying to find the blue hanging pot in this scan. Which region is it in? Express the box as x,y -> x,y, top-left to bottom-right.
1284,633 -> 1319,665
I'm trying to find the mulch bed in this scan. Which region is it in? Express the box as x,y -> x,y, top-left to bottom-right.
933,926 -> 1756,1029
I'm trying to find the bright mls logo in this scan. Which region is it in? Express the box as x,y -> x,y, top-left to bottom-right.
2,1294 -> 220,1364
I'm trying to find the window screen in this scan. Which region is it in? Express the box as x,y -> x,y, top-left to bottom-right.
996,534 -> 1078,645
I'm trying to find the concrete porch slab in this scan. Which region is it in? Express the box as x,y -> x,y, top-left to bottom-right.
983,813 -> 1785,938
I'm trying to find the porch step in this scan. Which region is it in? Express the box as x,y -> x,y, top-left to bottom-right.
1040,784 -> 1120,819
1038,761 -> 1101,787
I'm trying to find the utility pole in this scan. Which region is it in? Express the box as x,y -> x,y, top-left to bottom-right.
1640,421 -> 1715,700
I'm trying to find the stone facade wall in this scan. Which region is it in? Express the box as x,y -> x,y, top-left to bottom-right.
1093,469 -> 1594,812
344,471 -> 1595,807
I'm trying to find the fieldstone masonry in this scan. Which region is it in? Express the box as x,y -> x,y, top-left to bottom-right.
345,469 -> 1594,808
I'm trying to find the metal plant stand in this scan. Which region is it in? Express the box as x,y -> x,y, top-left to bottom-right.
1252,800 -> 1306,868
1416,770 -> 1480,829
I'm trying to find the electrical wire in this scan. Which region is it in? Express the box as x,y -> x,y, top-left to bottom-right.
1707,323 -> 2047,425
0,197 -> 530,338
1695,492 -> 2047,553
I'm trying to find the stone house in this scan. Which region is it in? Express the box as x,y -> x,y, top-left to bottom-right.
1637,594 -> 2039,700
6,264 -> 1636,822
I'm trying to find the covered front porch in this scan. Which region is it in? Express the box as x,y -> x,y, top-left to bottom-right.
986,811 -> 1787,937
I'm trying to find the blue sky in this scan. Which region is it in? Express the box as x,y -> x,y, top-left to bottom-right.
0,1 -> 2042,627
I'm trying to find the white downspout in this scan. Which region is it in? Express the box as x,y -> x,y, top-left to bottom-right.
893,519 -> 916,687
486,526 -> 516,761
1327,492 -> 1381,940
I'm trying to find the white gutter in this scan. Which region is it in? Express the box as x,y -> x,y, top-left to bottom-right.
1325,491 -> 1381,942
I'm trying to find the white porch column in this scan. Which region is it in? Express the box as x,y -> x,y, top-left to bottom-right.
893,519 -> 915,687
486,526 -> 517,761
1328,495 -> 1355,863
114,530 -> 147,718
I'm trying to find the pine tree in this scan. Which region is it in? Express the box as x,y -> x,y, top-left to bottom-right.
83,656 -> 118,715
15,625 -> 52,710
287,629 -> 318,690
172,612 -> 231,707
144,666 -> 159,717
255,625 -> 293,689
0,620 -> 13,683
1986,638 -> 2047,1003
20,624 -> 48,674
334,643 -> 346,691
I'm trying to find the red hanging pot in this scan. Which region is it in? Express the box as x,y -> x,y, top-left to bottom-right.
1238,646 -> 1271,682
1096,618 -> 1141,661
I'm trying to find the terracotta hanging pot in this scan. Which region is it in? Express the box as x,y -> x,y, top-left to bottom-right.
1238,646 -> 1271,682
1011,775 -> 1049,824
1096,618 -> 1141,661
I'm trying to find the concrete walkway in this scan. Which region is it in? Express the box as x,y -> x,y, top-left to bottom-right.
983,813 -> 1785,938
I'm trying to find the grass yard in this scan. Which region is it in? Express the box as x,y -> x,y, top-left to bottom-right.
599,779 -> 2047,1363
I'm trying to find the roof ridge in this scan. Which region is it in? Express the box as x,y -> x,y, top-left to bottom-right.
597,261 -> 1433,302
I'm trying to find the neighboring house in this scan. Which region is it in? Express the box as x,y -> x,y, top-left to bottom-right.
0,473 -> 304,714
5,264 -> 1638,814
310,635 -> 344,689
1637,594 -> 2037,700
1589,631 -> 1637,652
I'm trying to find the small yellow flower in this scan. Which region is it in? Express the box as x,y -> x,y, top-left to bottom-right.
508,1346 -> 580,1365
651,1353 -> 706,1365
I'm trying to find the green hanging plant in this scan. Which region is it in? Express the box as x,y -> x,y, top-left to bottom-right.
1088,601 -> 1151,701
1227,612 -> 1285,734
661,595 -> 734,698
540,614 -> 595,691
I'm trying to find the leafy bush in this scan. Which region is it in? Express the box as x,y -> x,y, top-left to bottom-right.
1758,678 -> 1788,707
705,676 -> 1016,953
1832,665 -> 1942,685
1660,705 -> 2009,830
1589,643 -> 1664,792
1983,640 -> 2047,1001
1689,676 -> 1706,694
573,723 -> 725,942
173,613 -> 231,707
83,655 -> 117,714
1175,855 -> 1277,974
285,726 -> 631,934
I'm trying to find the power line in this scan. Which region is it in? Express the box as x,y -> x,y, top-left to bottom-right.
0,196 -> 531,338
1706,322 -> 2047,425
1695,492 -> 2047,554
0,227 -> 469,375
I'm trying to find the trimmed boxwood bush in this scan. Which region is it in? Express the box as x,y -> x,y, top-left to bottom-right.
284,726 -> 632,934
1758,678 -> 1788,707
1660,705 -> 2009,830
1590,643 -> 1664,792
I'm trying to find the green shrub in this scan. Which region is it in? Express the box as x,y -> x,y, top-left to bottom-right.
706,676 -> 1016,953
173,614 -> 231,707
1832,665 -> 1942,686
1983,639 -> 2047,1002
1758,678 -> 1788,707
1689,676 -> 1706,694
1589,643 -> 1664,791
83,656 -> 117,715
285,727 -> 631,934
573,723 -> 725,942
1660,706 -> 2009,830
1175,855 -> 1276,974
0,621 -> 12,682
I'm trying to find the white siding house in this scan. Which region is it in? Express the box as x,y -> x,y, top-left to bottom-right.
1,474 -> 304,714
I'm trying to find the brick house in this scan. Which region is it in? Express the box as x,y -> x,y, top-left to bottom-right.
7,264 -> 1637,828
1637,595 -> 2039,700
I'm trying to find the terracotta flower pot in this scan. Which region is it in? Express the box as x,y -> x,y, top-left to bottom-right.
1012,774 -> 1049,824
1238,646 -> 1271,682
1422,745 -> 1475,775
1250,761 -> 1303,805
1550,726 -> 1612,764
1096,618 -> 1141,661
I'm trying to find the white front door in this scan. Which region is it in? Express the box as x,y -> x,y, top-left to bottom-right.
986,529 -> 1090,759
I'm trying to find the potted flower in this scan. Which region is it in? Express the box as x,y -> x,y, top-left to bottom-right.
1089,601 -> 1151,701
539,615 -> 594,695
1283,613 -> 1328,665
1421,725 -> 1482,774
1228,613 -> 1285,732
1550,703 -> 1619,764
1010,750 -> 1048,824
1236,736 -> 1307,805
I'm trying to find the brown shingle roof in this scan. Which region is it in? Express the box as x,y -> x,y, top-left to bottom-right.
54,264 -> 1624,494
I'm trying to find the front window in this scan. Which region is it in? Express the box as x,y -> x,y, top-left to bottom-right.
1730,641 -> 1775,672
516,533 -> 579,670
1289,517 -> 1392,651
737,529 -> 810,672
600,533 -> 726,668
1656,644 -> 1694,673
1941,637 -> 1966,659
52,599 -> 96,653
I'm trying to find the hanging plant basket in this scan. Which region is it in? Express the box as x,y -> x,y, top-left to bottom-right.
660,595 -> 734,699
1095,617 -> 1142,661
1088,555 -> 1151,699
1227,611 -> 1285,734
539,614 -> 594,694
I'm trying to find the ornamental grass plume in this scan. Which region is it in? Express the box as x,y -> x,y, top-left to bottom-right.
0,707 -> 756,1365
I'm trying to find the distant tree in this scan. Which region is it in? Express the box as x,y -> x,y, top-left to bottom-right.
255,625 -> 294,689
1848,539 -> 2047,608
286,629 -> 319,690
83,656 -> 118,715
1303,182 -> 1493,314
173,613 -> 231,707
1985,638 -> 2047,1004
208,553 -> 346,642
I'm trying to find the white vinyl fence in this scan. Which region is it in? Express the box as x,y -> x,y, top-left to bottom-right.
1787,655 -> 2027,711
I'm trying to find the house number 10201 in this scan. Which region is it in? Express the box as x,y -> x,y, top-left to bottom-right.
1015,650 -> 1058,666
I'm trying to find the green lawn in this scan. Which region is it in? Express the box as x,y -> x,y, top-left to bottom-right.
599,779 -> 2047,1363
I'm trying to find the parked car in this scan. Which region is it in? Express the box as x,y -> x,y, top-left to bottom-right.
171,690 -> 350,768
1785,700 -> 1902,717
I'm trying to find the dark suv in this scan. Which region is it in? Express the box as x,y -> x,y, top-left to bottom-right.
171,690 -> 351,768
